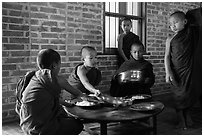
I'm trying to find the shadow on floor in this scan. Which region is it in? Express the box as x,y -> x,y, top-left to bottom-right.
153,93 -> 202,135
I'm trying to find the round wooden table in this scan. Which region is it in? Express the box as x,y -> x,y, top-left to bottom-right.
63,101 -> 164,135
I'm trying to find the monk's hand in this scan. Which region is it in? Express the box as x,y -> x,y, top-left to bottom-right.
165,73 -> 172,83
79,93 -> 89,101
169,76 -> 178,86
89,92 -> 103,102
94,89 -> 101,96
79,94 -> 97,103
166,73 -> 178,86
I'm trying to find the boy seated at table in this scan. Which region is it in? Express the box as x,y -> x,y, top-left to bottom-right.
61,46 -> 102,101
110,40 -> 155,97
15,49 -> 91,135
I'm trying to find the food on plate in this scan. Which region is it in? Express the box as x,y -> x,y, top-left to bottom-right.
99,94 -> 129,107
132,95 -> 145,99
64,100 -> 75,106
131,94 -> 151,100
112,99 -> 123,105
123,99 -> 133,105
75,100 -> 96,106
131,104 -> 154,110
130,102 -> 156,111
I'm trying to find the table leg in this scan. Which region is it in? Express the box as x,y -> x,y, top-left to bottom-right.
152,116 -> 157,135
100,122 -> 107,135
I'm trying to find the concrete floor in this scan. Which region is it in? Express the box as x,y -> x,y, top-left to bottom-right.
2,93 -> 202,135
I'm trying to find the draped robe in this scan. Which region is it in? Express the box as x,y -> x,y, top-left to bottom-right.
169,21 -> 201,109
68,63 -> 102,94
110,57 -> 155,97
17,69 -> 67,134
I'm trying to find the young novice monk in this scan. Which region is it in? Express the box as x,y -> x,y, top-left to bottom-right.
16,49 -> 89,135
117,17 -> 140,66
68,46 -> 101,96
165,11 -> 200,129
110,41 -> 155,97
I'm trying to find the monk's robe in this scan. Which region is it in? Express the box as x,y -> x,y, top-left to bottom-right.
169,19 -> 201,109
68,63 -> 102,94
110,57 -> 155,97
17,69 -> 80,134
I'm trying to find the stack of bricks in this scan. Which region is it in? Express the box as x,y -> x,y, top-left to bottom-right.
2,2 -> 200,123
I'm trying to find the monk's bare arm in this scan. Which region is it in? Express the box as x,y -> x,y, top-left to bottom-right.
164,37 -> 173,83
57,76 -> 84,97
77,66 -> 100,95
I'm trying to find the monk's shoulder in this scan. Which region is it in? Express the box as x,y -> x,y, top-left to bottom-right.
77,64 -> 88,74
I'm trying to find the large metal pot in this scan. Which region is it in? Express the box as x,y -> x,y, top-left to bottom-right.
116,70 -> 145,84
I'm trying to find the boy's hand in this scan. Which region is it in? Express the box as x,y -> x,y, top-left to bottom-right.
94,90 -> 101,96
169,77 -> 178,87
166,72 -> 173,83
80,95 -> 99,103
80,95 -> 91,102
166,73 -> 178,86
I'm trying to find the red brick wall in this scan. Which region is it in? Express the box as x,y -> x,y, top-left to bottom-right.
2,2 -> 200,122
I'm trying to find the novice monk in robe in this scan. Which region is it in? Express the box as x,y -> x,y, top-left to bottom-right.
110,41 -> 155,97
164,10 -> 201,130
68,46 -> 102,96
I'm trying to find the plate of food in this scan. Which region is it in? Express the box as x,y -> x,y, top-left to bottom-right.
129,102 -> 164,111
88,94 -> 104,103
75,100 -> 101,108
131,94 -> 152,100
99,94 -> 127,107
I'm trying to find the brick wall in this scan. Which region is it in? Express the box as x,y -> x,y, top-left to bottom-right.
2,2 -> 200,123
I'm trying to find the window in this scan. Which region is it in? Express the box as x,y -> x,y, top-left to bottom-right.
103,2 -> 146,54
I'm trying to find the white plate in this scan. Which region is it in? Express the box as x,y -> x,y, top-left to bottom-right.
131,94 -> 151,100
130,102 -> 163,111
75,100 -> 100,107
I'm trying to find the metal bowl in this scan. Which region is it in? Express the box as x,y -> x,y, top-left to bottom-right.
116,70 -> 145,84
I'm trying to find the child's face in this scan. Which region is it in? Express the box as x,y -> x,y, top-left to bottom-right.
130,45 -> 144,60
83,51 -> 98,67
169,16 -> 186,33
121,20 -> 132,34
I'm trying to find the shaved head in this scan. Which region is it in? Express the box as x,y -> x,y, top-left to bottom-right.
170,11 -> 186,20
131,41 -> 145,52
81,46 -> 96,59
37,49 -> 60,69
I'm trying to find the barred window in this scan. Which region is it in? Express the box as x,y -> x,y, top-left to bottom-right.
104,2 -> 146,54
